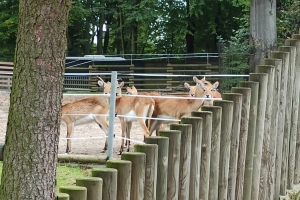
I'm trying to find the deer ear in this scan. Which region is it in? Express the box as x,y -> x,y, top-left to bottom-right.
98,80 -> 104,87
184,82 -> 190,90
193,76 -> 200,83
119,81 -> 125,88
213,81 -> 219,89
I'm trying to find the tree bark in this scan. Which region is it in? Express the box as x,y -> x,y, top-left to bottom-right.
0,0 -> 70,199
84,0 -> 92,55
249,0 -> 277,72
185,0 -> 195,53
97,0 -> 105,55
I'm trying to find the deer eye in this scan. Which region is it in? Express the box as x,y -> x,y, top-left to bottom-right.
211,89 -> 216,92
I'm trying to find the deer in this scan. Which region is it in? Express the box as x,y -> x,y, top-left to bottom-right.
184,78 -> 221,106
101,83 -> 155,154
61,77 -> 124,153
126,85 -> 165,135
148,76 -> 219,136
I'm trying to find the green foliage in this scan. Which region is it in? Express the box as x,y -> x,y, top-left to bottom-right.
0,0 -> 264,57
56,164 -> 92,189
0,0 -> 19,61
277,0 -> 300,45
217,16 -> 254,92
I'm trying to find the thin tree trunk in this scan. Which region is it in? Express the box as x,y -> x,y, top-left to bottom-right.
0,0 -> 70,199
84,0 -> 92,55
97,0 -> 105,54
119,5 -> 125,54
185,0 -> 195,53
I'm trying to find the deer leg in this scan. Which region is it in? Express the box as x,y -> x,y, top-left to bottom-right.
66,123 -> 74,153
126,121 -> 133,152
94,116 -> 109,153
149,119 -> 163,137
119,117 -> 126,155
137,118 -> 151,142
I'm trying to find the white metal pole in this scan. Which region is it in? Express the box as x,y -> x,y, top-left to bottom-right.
107,71 -> 117,160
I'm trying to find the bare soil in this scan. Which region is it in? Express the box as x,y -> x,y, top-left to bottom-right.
0,92 -> 156,160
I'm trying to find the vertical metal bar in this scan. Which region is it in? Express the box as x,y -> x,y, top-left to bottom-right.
107,71 -> 117,159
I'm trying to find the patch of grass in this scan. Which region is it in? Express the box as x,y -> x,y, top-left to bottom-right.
0,162 -> 103,191
56,164 -> 92,189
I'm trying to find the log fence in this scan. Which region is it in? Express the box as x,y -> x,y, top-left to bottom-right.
0,37 -> 300,199
54,34 -> 300,200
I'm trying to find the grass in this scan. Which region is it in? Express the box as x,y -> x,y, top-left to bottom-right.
0,161 -> 104,191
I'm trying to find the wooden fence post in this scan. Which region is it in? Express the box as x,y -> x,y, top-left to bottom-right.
271,51 -> 290,198
56,193 -> 69,200
292,33 -> 300,185
222,93 -> 243,200
284,38 -> 300,189
59,186 -> 87,200
106,160 -> 132,200
145,136 -> 169,200
121,152 -> 146,200
134,144 -> 158,200
158,130 -> 181,200
239,81 -> 259,200
249,73 -> 268,200
76,177 -> 103,200
256,65 -> 275,199
278,46 -> 296,194
191,111 -> 212,200
180,117 -> 203,200
263,58 -> 282,200
169,123 -> 192,200
230,87 -> 251,200
91,168 -> 117,200
200,106 -> 222,200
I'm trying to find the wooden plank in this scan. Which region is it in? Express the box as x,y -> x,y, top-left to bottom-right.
0,75 -> 12,78
167,63 -> 211,67
0,66 -> 14,70
63,84 -> 95,87
92,65 -> 134,68
132,67 -> 168,70
166,70 -> 211,72
0,80 -> 12,83
0,84 -> 11,87
0,62 -> 14,65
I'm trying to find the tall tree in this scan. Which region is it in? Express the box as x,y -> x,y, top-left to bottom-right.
249,0 -> 277,72
0,0 -> 70,199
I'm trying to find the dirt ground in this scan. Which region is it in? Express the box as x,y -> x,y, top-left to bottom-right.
0,92 -> 157,160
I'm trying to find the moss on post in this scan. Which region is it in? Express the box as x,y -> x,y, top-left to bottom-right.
76,177 -> 103,200
59,186 -> 87,200
91,168 -> 117,200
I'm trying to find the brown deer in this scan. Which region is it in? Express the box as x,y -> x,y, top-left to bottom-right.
61,77 -> 124,153
148,76 -> 219,135
184,77 -> 221,106
101,84 -> 155,154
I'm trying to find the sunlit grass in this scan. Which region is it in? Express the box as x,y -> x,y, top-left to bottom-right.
0,162 -> 104,191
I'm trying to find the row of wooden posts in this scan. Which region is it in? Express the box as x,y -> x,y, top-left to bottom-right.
56,34 -> 300,200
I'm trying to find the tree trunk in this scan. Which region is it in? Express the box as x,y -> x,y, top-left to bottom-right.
0,0 -> 70,199
249,0 -> 277,72
185,0 -> 195,53
131,24 -> 138,54
97,6 -> 105,54
84,0 -> 92,55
